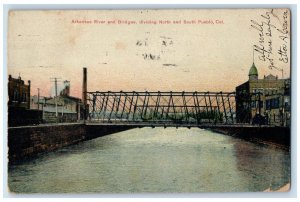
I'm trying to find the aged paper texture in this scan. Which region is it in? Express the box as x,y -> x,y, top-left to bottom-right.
7,9 -> 291,194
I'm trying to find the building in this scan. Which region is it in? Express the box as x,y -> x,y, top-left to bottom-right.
30,94 -> 83,123
235,63 -> 290,126
8,75 -> 43,126
42,95 -> 82,123
8,75 -> 31,109
30,95 -> 47,110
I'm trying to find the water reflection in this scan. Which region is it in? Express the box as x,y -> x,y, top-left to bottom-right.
233,142 -> 290,191
8,127 -> 290,193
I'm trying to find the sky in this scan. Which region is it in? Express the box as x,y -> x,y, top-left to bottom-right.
7,9 -> 291,98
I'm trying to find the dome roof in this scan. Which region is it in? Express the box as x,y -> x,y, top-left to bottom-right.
248,62 -> 258,76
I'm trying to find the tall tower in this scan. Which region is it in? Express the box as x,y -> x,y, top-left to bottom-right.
248,62 -> 258,81
61,80 -> 70,96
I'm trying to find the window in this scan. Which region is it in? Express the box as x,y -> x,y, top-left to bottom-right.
13,90 -> 18,101
266,98 -> 280,109
274,98 -> 279,108
258,101 -> 263,108
23,93 -> 27,102
266,100 -> 270,110
285,101 -> 289,107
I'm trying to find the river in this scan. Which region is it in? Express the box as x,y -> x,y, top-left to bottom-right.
8,127 -> 290,193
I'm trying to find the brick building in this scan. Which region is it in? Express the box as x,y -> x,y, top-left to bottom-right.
8,75 -> 43,126
235,63 -> 290,126
8,75 -> 31,109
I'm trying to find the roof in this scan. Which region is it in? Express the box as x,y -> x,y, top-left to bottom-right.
236,80 -> 249,91
264,74 -> 277,80
30,95 -> 47,104
248,63 -> 258,76
44,95 -> 82,105
63,95 -> 82,101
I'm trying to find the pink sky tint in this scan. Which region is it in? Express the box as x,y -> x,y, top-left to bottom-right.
8,9 -> 290,98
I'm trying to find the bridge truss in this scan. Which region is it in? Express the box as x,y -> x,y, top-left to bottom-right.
86,91 -> 236,125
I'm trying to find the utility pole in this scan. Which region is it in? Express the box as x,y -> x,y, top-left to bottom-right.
50,77 -> 62,119
55,78 -> 58,117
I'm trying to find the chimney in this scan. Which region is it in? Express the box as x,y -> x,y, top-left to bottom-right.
82,67 -> 87,121
28,80 -> 31,109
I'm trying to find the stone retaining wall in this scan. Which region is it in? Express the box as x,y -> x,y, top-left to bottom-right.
8,124 -> 85,163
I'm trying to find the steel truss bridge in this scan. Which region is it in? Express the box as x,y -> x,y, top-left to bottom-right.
86,91 -> 237,125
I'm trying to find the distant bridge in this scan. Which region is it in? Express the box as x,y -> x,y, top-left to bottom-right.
86,91 -> 237,126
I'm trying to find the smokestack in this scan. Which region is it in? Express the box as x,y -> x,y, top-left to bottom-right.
82,67 -> 87,121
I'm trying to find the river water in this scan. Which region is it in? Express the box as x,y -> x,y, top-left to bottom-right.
8,127 -> 290,193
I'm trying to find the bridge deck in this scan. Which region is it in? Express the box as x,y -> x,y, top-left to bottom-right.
85,122 -> 276,128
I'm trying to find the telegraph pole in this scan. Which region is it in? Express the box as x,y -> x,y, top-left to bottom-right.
55,78 -> 58,117
50,77 -> 62,118
54,78 -> 58,117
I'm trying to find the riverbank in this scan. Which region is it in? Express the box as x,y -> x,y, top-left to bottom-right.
8,123 -> 290,163
209,126 -> 290,149
8,123 -> 135,163
8,124 -> 86,163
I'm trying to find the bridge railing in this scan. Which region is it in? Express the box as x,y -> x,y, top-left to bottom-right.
86,91 -> 236,125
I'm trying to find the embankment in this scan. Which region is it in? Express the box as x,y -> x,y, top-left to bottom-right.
8,124 -> 85,163
8,123 -> 136,163
208,125 -> 290,148
8,123 -> 290,163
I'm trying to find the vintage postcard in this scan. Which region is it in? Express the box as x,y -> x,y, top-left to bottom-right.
7,8 -> 291,194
